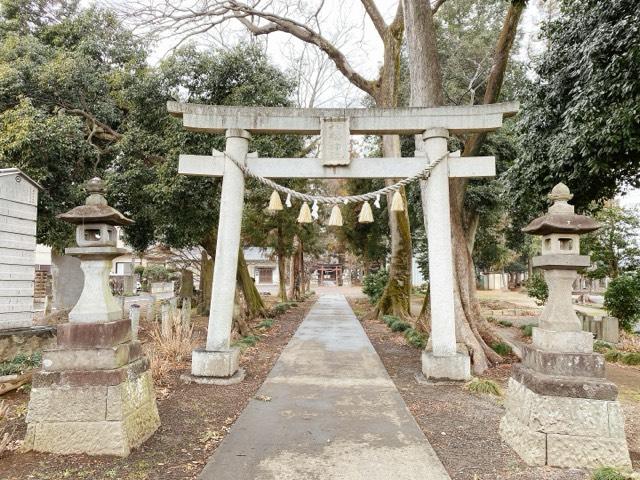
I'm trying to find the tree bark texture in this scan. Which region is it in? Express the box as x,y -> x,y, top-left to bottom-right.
236,247 -> 268,318
288,235 -> 303,301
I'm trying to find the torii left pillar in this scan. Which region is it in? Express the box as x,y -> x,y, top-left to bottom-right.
190,128 -> 250,382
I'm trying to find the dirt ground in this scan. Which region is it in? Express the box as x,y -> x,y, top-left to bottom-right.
348,296 -> 640,480
0,297 -> 314,480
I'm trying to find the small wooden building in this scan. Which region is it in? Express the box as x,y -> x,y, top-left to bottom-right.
0,168 -> 41,329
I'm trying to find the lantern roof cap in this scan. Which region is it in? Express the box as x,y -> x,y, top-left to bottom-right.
57,178 -> 133,226
523,183 -> 600,235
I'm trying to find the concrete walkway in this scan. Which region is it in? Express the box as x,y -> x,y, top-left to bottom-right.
199,295 -> 450,480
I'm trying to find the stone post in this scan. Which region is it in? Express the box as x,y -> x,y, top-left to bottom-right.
500,183 -> 631,469
25,178 -> 159,456
181,298 -> 192,335
129,304 -> 140,341
189,129 -> 250,382
160,300 -> 171,339
419,128 -> 470,381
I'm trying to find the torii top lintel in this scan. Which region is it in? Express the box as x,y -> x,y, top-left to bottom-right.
167,101 -> 519,135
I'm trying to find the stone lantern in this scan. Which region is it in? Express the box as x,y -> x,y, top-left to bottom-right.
500,183 -> 631,469
25,178 -> 160,456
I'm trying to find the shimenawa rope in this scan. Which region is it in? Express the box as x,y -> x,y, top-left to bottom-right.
223,151 -> 449,205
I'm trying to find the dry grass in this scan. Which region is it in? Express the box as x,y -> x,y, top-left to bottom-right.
464,377 -> 503,397
143,312 -> 197,385
618,331 -> 640,353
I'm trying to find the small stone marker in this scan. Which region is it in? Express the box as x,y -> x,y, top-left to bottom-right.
500,183 -> 631,469
129,304 -> 141,341
161,300 -> 171,339
25,178 -> 160,456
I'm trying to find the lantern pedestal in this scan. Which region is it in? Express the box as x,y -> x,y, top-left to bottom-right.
25,348 -> 159,456
500,375 -> 629,468
25,318 -> 159,456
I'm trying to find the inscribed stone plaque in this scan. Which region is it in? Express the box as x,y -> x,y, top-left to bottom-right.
321,117 -> 350,166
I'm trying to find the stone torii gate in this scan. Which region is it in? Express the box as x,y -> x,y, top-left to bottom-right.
169,101 -> 518,382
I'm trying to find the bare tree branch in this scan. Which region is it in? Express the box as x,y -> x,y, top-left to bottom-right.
389,1 -> 404,32
125,1 -> 380,97
227,4 -> 378,95
463,0 -> 526,156
360,0 -> 387,38
64,108 -> 123,140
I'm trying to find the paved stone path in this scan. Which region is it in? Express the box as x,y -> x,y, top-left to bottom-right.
199,295 -> 451,480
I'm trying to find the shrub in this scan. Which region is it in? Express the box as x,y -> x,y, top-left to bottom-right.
497,319 -> 513,327
0,352 -> 42,376
465,378 -> 503,396
525,273 -> 548,305
604,350 -> 622,362
383,315 -> 399,327
257,318 -> 274,329
621,352 -> 640,366
389,320 -> 411,332
362,269 -> 389,304
591,467 -> 632,480
604,274 -> 640,331
491,342 -> 512,356
271,303 -> 290,316
404,329 -> 427,349
520,324 -> 534,337
234,335 -> 259,349
594,340 -> 614,353
143,264 -> 171,283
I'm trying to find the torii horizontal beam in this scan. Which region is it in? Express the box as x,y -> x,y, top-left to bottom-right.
167,101 -> 518,135
178,154 -> 495,179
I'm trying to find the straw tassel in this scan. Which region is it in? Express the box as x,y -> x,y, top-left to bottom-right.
297,202 -> 312,223
268,190 -> 283,211
358,201 -> 374,224
328,205 -> 343,227
390,190 -> 404,212
285,193 -> 292,208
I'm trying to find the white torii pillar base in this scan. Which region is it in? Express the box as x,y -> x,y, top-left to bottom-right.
422,351 -> 471,381
190,129 -> 250,381
421,128 -> 471,382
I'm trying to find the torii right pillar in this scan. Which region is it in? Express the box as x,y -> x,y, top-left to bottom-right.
420,128 -> 471,381
500,183 -> 631,469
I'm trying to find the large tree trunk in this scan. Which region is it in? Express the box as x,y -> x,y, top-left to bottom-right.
236,247 -> 268,318
277,254 -> 287,303
288,235 -> 303,301
201,232 -> 267,319
402,0 -> 525,373
198,250 -> 213,315
372,13 -> 413,321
